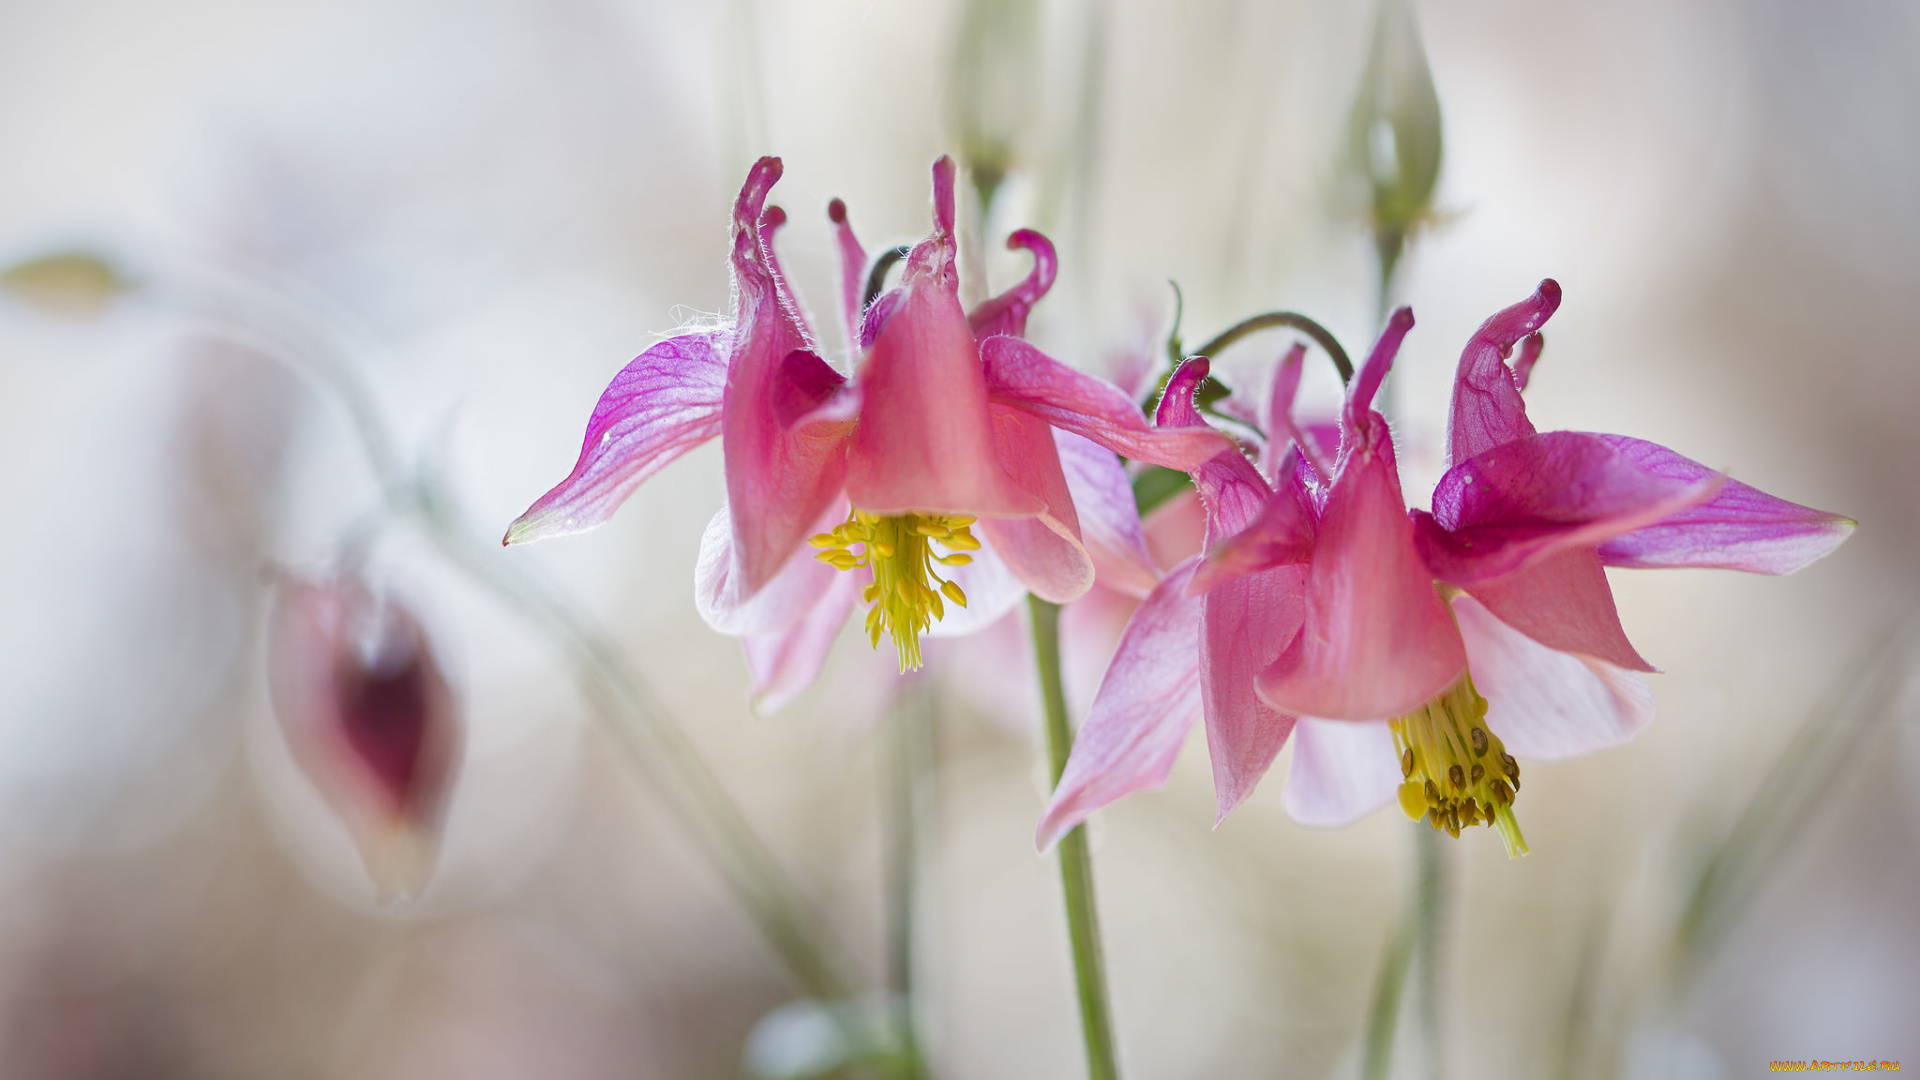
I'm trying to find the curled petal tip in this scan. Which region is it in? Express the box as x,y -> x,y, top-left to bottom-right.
826,197 -> 846,224
931,156 -> 957,235
1536,278 -> 1562,306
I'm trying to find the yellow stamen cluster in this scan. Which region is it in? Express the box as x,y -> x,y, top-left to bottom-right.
809,510 -> 979,672
1390,674 -> 1529,858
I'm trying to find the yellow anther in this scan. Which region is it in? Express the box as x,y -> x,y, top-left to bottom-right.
1388,673 -> 1529,858
808,508 -> 982,672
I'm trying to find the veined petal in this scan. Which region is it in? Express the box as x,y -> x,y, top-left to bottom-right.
723,159 -> 850,595
505,331 -> 727,544
695,503 -> 844,636
1056,429 -> 1159,597
1155,358 -> 1271,544
1190,453 -> 1317,593
1414,430 -> 1724,584
975,405 -> 1095,603
967,229 -> 1057,341
1446,279 -> 1561,466
1460,545 -> 1654,672
1454,593 -> 1655,759
1202,561 -> 1307,819
827,198 -> 868,350
745,569 -> 860,715
1036,559 -> 1205,850
1260,343 -> 1331,480
982,336 -> 1234,470
1591,435 -> 1856,573
844,158 -> 1040,519
1260,315 -> 1467,720
1282,718 -> 1401,827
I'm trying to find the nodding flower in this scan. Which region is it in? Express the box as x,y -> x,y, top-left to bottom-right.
268,576 -> 461,900
1039,282 -> 1853,856
505,156 -> 1226,708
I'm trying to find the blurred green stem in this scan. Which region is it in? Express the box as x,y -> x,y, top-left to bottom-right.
1359,893 -> 1416,1080
1028,596 -> 1121,1080
1414,824 -> 1447,1080
882,688 -> 933,1078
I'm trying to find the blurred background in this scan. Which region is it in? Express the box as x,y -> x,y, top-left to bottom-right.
0,0 -> 1915,1076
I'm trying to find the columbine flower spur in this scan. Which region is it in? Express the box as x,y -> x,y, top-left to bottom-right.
505,157 -> 1225,706
1040,282 -> 1853,856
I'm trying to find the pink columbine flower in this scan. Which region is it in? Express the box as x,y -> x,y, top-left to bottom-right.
1040,283 -> 1853,856
268,576 -> 462,900
506,157 -> 1223,706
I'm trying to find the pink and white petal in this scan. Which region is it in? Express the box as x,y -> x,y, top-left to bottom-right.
1037,559 -> 1205,850
1454,594 -> 1655,759
1282,718 -> 1401,827
1416,430 -> 1724,585
1462,546 -> 1655,673
967,229 -> 1057,341
695,503 -> 843,637
1201,562 -> 1306,819
1592,435 -> 1856,574
1257,422 -> 1467,720
982,336 -> 1233,470
1446,279 -> 1561,466
1143,489 -> 1207,573
745,570 -> 860,715
505,332 -> 727,544
722,162 -> 852,594
925,535 -> 1028,637
973,406 -> 1094,603
826,198 -> 868,349
1056,429 -> 1158,598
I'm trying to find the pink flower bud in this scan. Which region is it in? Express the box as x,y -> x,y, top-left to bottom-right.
268,577 -> 461,901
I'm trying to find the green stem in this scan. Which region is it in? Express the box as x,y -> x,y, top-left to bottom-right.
1189,311 -> 1355,384
1028,596 -> 1120,1080
882,688 -> 932,1078
1359,897 -> 1416,1080
1414,823 -> 1447,1080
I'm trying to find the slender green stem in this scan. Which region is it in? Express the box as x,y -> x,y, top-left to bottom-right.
882,688 -> 932,1078
1028,596 -> 1120,1080
1413,824 -> 1447,1080
864,245 -> 912,310
1189,311 -> 1354,384
1359,897 -> 1417,1080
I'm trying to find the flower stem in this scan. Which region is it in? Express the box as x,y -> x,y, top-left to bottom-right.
1189,311 -> 1354,384
1359,893 -> 1416,1080
1027,596 -> 1120,1080
1414,822 -> 1448,1080
882,687 -> 933,1078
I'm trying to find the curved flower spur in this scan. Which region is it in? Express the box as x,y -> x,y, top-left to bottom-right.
505,157 -> 1227,705
1041,283 -> 1853,856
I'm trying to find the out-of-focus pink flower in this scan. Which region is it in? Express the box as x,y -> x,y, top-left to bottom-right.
269,577 -> 461,900
1041,284 -> 1854,856
506,157 -> 1224,704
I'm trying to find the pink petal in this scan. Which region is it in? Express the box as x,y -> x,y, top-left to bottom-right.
1454,594 -> 1654,759
1460,546 -> 1654,672
975,406 -> 1094,603
1189,458 -> 1317,593
982,336 -> 1234,470
1143,489 -> 1207,572
722,159 -> 853,595
827,197 -> 868,350
505,332 -> 728,544
1154,358 -> 1271,543
1446,279 -> 1561,466
1056,429 -> 1159,598
1281,718 -> 1401,827
1259,318 -> 1467,720
1510,331 -> 1545,391
1413,430 -> 1724,585
844,160 -> 1040,519
695,503 -> 844,636
1036,559 -> 1205,850
1591,435 -> 1856,574
967,229 -> 1057,341
745,569 -> 860,715
1260,343 -> 1331,480
1201,561 -> 1306,819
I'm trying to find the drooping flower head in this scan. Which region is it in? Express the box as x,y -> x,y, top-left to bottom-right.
506,158 -> 1225,702
268,575 -> 462,900
1042,283 -> 1854,857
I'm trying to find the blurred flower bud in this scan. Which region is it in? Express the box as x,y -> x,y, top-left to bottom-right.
268,576 -> 461,902
946,0 -> 1042,211
1346,0 -> 1443,283
0,250 -> 134,316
